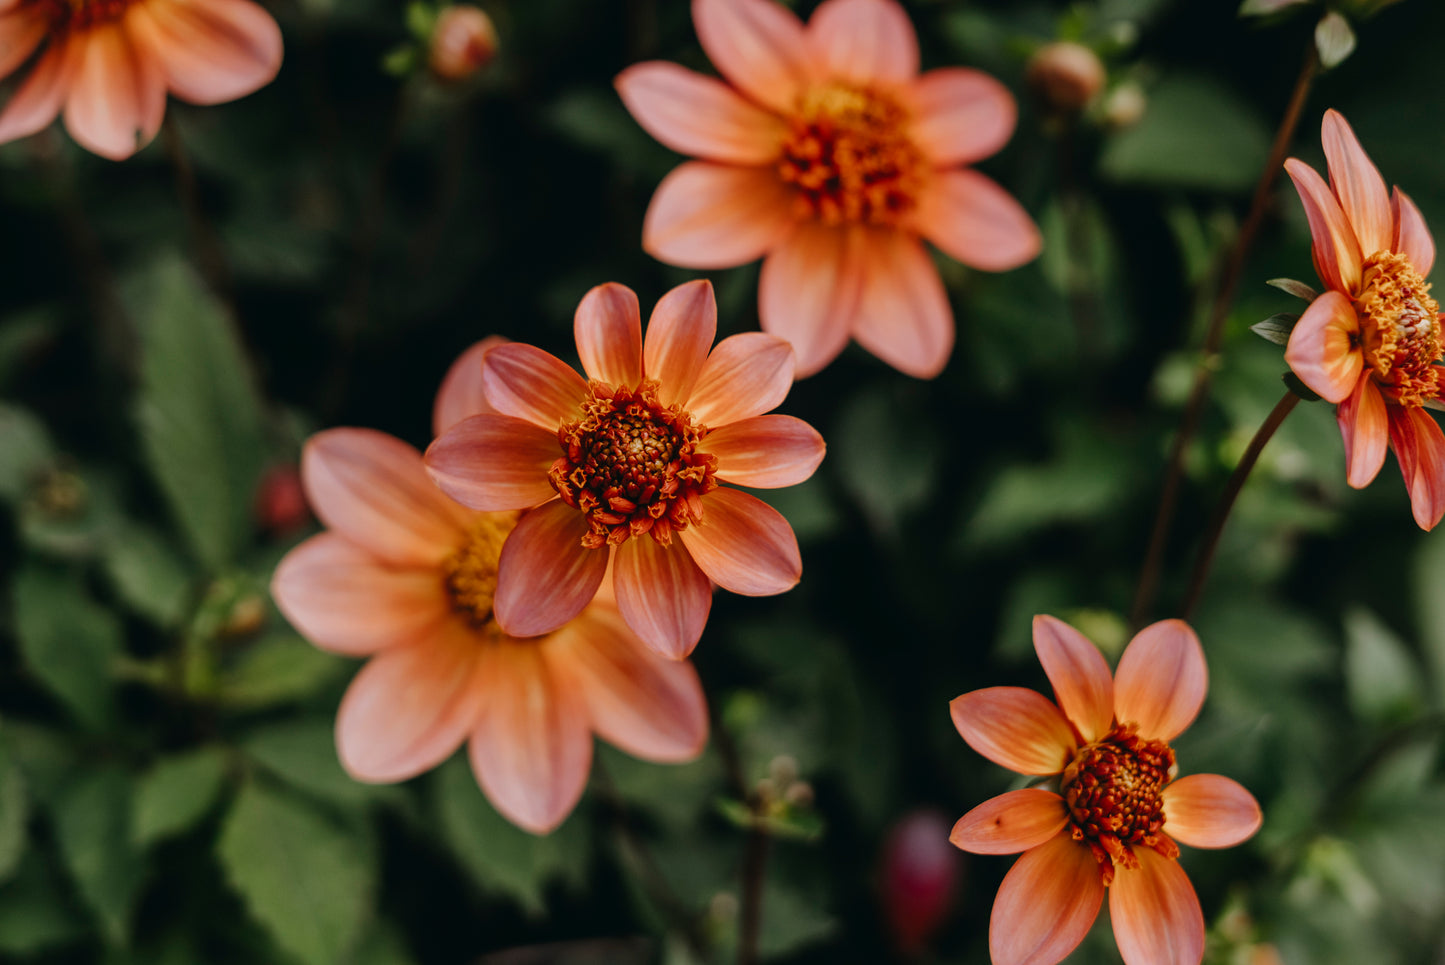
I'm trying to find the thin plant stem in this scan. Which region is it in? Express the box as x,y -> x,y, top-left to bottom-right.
163,116 -> 234,304
736,825 -> 770,965
1180,390 -> 1300,620
1132,46 -> 1319,627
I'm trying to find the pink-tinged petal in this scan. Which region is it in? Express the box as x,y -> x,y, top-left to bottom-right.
0,8 -> 47,82
1162,774 -> 1262,849
1388,405 -> 1445,531
912,168 -> 1041,272
612,536 -> 712,660
1114,620 -> 1208,742
904,67 -> 1016,167
1283,290 -> 1363,404
1109,848 -> 1205,965
1392,186 -> 1435,277
702,414 -> 824,488
335,622 -> 487,782
425,414 -> 559,512
950,688 -> 1076,776
643,162 -> 799,270
469,642 -> 592,834
691,0 -> 810,115
677,487 -> 800,596
1032,614 -> 1114,745
1284,158 -> 1363,295
805,0 -> 918,86
123,0 -> 281,106
432,336 -> 506,437
988,832 -> 1104,965
63,22 -> 166,160
271,533 -> 451,657
547,605 -> 708,760
1321,110 -> 1393,259
759,221 -> 865,378
615,61 -> 786,164
0,41 -> 74,146
643,279 -> 716,407
574,283 -> 642,387
687,332 -> 796,427
1337,375 -> 1388,489
850,229 -> 954,379
950,789 -> 1068,856
481,343 -> 589,430
304,428 -> 469,566
493,500 -> 609,637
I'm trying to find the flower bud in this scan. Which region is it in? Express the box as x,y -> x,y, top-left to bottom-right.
1102,80 -> 1147,129
429,5 -> 498,83
879,809 -> 961,957
1026,41 -> 1106,113
254,464 -> 310,537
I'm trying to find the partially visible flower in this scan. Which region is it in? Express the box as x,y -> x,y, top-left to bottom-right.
1283,110 -> 1445,529
615,0 -> 1040,379
272,339 -> 707,834
950,615 -> 1261,965
1025,42 -> 1105,114
425,280 -> 824,660
0,0 -> 282,160
428,4 -> 497,83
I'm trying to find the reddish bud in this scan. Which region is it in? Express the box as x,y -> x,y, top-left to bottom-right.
1026,41 -> 1107,113
879,808 -> 962,957
255,465 -> 310,537
429,5 -> 499,83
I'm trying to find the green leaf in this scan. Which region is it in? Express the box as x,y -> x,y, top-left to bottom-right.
242,719 -> 390,809
0,404 -> 53,503
714,799 -> 824,842
0,724 -> 29,886
1314,11 -> 1357,69
1343,606 -> 1425,725
13,565 -> 121,730
1267,277 -> 1320,302
102,522 -> 194,629
217,632 -> 348,709
52,767 -> 146,947
1238,0 -> 1313,15
0,853 -> 88,955
1251,313 -> 1300,346
832,386 -> 940,536
217,781 -> 375,965
132,748 -> 229,848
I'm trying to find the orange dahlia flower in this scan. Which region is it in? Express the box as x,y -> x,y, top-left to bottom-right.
615,0 -> 1040,379
950,616 -> 1261,965
271,339 -> 708,834
0,0 -> 282,160
1283,110 -> 1445,529
424,279 -> 823,660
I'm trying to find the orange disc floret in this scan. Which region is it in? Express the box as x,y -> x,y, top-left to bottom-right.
1357,251 -> 1443,407
1062,723 -> 1179,885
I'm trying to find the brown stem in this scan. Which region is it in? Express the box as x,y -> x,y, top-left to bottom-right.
736,825 -> 770,965
163,116 -> 234,304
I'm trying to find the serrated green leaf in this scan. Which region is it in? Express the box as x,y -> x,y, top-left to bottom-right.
132,748 -> 228,848
13,565 -> 121,730
218,632 -> 347,708
1315,11 -> 1356,69
102,523 -> 194,629
1343,607 -> 1424,725
0,404 -> 53,503
52,767 -> 145,947
242,719 -> 386,809
1251,313 -> 1300,346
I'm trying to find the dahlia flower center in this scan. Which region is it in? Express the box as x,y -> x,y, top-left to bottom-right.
549,380 -> 718,550
1357,251 -> 1442,407
30,0 -> 134,30
442,515 -> 511,626
1060,723 -> 1179,885
779,83 -> 926,227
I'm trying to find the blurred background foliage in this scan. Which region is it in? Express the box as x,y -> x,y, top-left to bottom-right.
2,0 -> 1445,962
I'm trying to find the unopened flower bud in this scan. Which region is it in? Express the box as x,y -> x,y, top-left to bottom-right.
768,754 -> 799,787
429,5 -> 498,83
783,780 -> 814,809
254,464 -> 310,537
880,809 -> 961,957
222,593 -> 267,639
1102,81 -> 1147,129
1026,42 -> 1106,113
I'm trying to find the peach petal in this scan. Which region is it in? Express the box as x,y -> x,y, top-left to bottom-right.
691,0 -> 811,115
0,42 -> 73,146
912,168 -> 1042,272
469,642 -> 592,834
687,332 -> 796,427
1393,186 -> 1435,278
703,414 -> 825,488
1337,375 -> 1388,489
805,0 -> 918,86
432,336 -> 506,437
1032,614 -> 1114,744
642,162 -> 799,270
0,8 -> 47,81
644,279 -> 716,407
1113,620 -> 1207,742
850,229 -> 954,379
1388,405 -> 1445,531
1109,848 -> 1205,965
424,414 -> 559,512
759,221 -> 865,378
1284,158 -> 1363,295
481,343 -> 589,431
988,832 -> 1104,965
1321,110 -> 1393,259
950,687 -> 1077,776
574,283 -> 643,387
904,67 -> 1016,167
1283,290 -> 1363,404
63,21 -> 166,160
124,0 -> 282,106
493,500 -> 609,637
950,789 -> 1069,856
615,61 -> 786,164
677,487 -> 800,595
1162,774 -> 1262,849
612,536 -> 713,660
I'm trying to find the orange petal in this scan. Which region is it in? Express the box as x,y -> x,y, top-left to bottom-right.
432,336 -> 506,437
303,428 -> 468,566
615,61 -> 786,164
0,41 -> 74,147
1321,110 -> 1393,259
1113,620 -> 1207,742
271,532 -> 451,657
481,343 -> 589,430
0,7 -> 47,81
642,161 -> 798,270
1108,848 -> 1205,965
644,279 -> 716,407
1392,186 -> 1435,278
1162,774 -> 1262,849
468,642 -> 592,834
547,604 -> 708,760
759,221 -> 865,377
805,0 -> 918,86
912,168 -> 1041,272
574,283 -> 642,387
688,332 -> 796,427
988,832 -> 1104,965
124,0 -> 281,106
493,500 -> 609,637
1032,614 -> 1114,744
850,229 -> 953,379
1387,405 -> 1445,531
702,414 -> 825,488
612,536 -> 713,660
677,487 -> 800,596
1283,290 -> 1363,404
1284,157 -> 1362,295
903,67 -> 1016,167
1337,375 -> 1388,489
949,789 -> 1068,856
63,21 -> 166,160
949,687 -> 1076,776
691,0 -> 811,115
424,414 -> 559,511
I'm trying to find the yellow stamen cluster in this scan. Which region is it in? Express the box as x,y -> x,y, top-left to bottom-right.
441,514 -> 513,626
1061,723 -> 1179,886
1357,251 -> 1442,408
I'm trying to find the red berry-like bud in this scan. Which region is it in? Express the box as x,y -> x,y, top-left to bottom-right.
1026,41 -> 1107,113
429,5 -> 498,83
255,465 -> 310,537
879,809 -> 962,957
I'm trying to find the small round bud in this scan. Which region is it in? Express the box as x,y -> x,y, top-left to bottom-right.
254,464 -> 310,537
879,809 -> 961,957
1026,41 -> 1106,113
783,781 -> 814,809
1102,81 -> 1147,129
753,777 -> 776,804
767,754 -> 799,787
222,593 -> 267,639
429,5 -> 498,83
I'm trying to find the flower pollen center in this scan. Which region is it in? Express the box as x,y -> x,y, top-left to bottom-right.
1061,723 -> 1178,886
1357,251 -> 1442,407
442,514 -> 512,627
